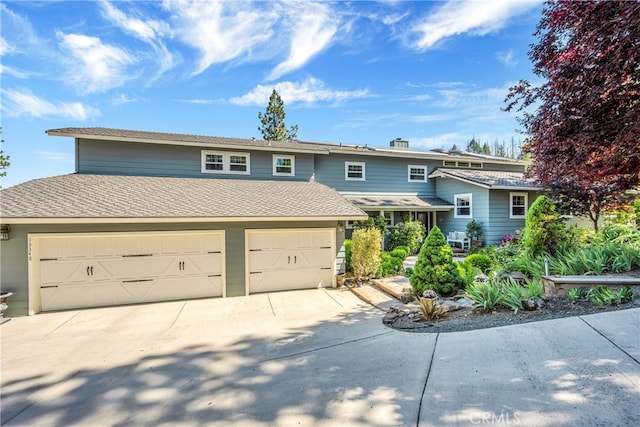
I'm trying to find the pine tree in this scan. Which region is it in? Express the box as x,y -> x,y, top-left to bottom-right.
482,142 -> 491,155
0,128 -> 10,188
466,137 -> 482,153
257,89 -> 298,141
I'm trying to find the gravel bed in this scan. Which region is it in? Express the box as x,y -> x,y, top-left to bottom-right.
383,285 -> 640,334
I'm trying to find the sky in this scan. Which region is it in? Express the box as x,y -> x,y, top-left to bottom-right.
1,0 -> 544,188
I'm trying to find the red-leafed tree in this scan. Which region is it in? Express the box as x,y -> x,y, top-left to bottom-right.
505,0 -> 640,231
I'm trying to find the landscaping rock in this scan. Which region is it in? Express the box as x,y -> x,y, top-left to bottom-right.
441,297 -> 473,312
523,297 -> 545,311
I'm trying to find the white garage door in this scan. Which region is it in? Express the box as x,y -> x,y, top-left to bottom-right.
246,228 -> 335,293
35,231 -> 225,311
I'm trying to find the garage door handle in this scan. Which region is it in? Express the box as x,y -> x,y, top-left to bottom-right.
41,285 -> 59,289
321,267 -> 332,270
250,271 -> 262,274
294,255 -> 297,264
288,256 -> 291,264
122,279 -> 154,283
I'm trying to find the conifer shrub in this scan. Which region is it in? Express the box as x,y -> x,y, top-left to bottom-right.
344,239 -> 352,272
410,226 -> 465,296
351,228 -> 382,280
521,195 -> 567,256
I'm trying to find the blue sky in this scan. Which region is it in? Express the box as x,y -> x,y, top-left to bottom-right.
1,0 -> 543,188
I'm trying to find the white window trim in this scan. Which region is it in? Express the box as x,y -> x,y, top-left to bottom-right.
454,193 -> 473,219
272,154 -> 295,176
408,165 -> 427,182
202,150 -> 250,175
345,161 -> 366,181
510,192 -> 528,219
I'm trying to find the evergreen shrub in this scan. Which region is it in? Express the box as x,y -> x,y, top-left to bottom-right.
410,226 -> 465,296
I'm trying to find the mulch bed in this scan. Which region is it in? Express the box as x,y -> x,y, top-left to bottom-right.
383,283 -> 640,334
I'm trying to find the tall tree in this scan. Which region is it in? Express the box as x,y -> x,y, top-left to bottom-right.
505,0 -> 640,230
466,137 -> 482,153
0,128 -> 10,188
481,142 -> 491,155
257,89 -> 298,141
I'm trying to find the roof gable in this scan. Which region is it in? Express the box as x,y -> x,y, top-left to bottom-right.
428,168 -> 542,190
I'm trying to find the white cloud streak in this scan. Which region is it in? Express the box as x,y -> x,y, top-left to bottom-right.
267,2 -> 338,81
497,49 -> 517,68
163,0 -> 277,76
56,31 -> 136,93
2,89 -> 100,120
229,78 -> 371,106
407,0 -> 540,50
99,0 -> 175,81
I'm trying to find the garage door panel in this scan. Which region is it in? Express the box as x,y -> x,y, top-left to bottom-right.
150,276 -> 223,300
40,260 -> 83,285
41,282 -> 136,311
185,254 -> 223,275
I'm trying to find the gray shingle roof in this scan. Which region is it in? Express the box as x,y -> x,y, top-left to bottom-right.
343,194 -> 453,209
1,174 -> 367,222
428,168 -> 541,190
46,127 -> 528,165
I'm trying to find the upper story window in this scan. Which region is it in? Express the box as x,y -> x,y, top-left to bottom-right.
454,193 -> 472,218
408,165 -> 427,182
345,161 -> 365,181
443,160 -> 483,168
510,192 -> 528,219
273,155 -> 295,176
202,151 -> 250,175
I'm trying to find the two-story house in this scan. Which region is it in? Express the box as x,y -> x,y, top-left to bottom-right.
0,128 -> 540,316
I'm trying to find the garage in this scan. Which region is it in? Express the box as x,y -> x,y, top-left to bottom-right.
32,231 -> 225,311
246,228 -> 335,293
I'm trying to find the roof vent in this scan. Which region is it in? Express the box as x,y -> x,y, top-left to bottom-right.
390,138 -> 409,150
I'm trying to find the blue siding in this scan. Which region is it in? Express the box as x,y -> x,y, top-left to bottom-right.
435,180 -> 490,239
487,191 -> 541,245
77,139 -> 315,181
314,154 -> 439,195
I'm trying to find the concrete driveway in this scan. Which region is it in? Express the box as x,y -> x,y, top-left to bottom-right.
1,288 -> 638,426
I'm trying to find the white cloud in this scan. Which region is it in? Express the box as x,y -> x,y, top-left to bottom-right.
2,89 -> 100,120
99,0 -> 169,42
267,2 -> 338,81
229,78 -> 371,106
409,133 -> 469,150
408,114 -> 451,123
497,49 -> 517,68
163,0 -> 277,76
0,36 -> 15,55
407,0 -> 540,50
99,0 -> 175,80
56,31 -> 136,93
34,150 -> 73,163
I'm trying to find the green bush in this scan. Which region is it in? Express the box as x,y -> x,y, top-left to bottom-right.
521,195 -> 567,256
387,220 -> 426,254
522,277 -> 544,299
410,226 -> 465,296
465,280 -> 501,311
464,253 -> 493,274
456,261 -> 481,287
344,239 -> 352,272
377,252 -> 404,277
499,278 -> 524,313
390,247 -> 409,260
351,228 -> 382,280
